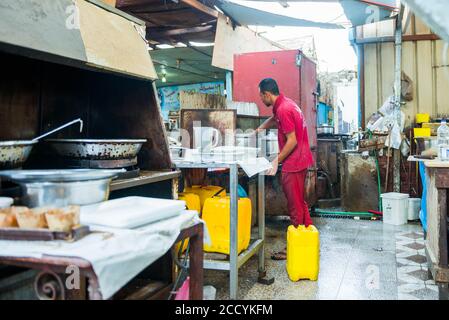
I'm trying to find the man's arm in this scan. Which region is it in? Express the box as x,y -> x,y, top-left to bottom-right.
267,131 -> 297,175
256,116 -> 276,133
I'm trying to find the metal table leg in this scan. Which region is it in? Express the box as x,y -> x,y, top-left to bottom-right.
258,173 -> 265,274
256,173 -> 274,285
229,163 -> 239,300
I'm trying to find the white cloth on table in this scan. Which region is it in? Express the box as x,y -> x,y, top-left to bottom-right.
0,210 -> 208,299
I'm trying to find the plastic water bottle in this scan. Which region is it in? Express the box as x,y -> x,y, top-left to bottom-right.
437,119 -> 449,160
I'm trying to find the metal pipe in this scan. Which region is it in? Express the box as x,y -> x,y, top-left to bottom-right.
229,163 -> 238,300
393,5 -> 405,193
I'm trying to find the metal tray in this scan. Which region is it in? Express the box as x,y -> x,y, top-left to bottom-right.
0,225 -> 90,241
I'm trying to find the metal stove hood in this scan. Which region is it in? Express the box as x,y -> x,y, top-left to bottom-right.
0,0 -> 157,80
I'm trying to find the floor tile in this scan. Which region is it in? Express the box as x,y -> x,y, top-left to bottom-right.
206,217 -> 431,300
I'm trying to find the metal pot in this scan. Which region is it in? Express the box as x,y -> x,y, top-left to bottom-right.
236,133 -> 257,148
0,169 -> 122,207
18,179 -> 112,208
261,132 -> 279,160
0,140 -> 37,169
317,125 -> 334,136
45,139 -> 147,160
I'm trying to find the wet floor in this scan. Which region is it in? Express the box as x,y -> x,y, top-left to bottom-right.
204,217 -> 440,300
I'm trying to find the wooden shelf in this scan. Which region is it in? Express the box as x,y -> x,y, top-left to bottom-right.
110,170 -> 180,191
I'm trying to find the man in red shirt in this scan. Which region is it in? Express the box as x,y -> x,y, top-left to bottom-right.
256,78 -> 314,260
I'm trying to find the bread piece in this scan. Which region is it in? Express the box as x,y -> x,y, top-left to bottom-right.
63,205 -> 80,226
0,208 -> 19,228
16,207 -> 48,229
45,208 -> 76,232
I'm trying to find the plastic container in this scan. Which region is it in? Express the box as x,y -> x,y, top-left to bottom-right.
177,193 -> 202,252
286,225 -> 320,281
183,185 -> 226,212
416,113 -> 430,124
178,193 -> 201,213
408,198 -> 421,221
437,120 -> 449,160
413,127 -> 431,137
0,197 -> 13,209
381,193 -> 409,225
202,196 -> 252,255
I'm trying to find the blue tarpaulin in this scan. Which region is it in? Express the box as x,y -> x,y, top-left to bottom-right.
419,162 -> 427,232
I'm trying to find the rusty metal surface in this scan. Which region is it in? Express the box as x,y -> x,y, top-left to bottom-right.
46,139 -> 146,160
180,109 -> 236,148
340,151 -> 379,212
0,140 -> 37,169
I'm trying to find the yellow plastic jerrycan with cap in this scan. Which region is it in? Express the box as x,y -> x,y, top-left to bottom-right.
286,225 -> 320,281
183,185 -> 226,212
202,196 -> 252,255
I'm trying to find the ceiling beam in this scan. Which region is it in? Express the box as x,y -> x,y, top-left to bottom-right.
148,24 -> 214,39
178,0 -> 218,18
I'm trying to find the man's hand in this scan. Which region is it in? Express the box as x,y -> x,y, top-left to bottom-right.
266,157 -> 279,176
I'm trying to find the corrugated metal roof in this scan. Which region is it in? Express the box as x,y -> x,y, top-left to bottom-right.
216,0 -> 397,28
217,0 -> 343,28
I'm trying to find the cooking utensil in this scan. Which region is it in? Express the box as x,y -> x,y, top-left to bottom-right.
0,169 -> 124,182
261,131 -> 279,160
0,225 -> 90,241
0,118 -> 84,169
0,140 -> 37,169
45,139 -> 147,160
0,169 -> 123,207
18,178 -> 113,207
32,118 -> 83,142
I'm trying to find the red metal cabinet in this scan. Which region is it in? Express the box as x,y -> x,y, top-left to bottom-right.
233,50 -> 318,164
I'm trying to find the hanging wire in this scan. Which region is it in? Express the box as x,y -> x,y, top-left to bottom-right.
168,239 -> 191,300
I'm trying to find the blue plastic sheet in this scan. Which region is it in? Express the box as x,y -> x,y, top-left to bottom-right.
419,162 -> 427,232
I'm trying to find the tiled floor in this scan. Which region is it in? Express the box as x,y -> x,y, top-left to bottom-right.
204,217 -> 441,300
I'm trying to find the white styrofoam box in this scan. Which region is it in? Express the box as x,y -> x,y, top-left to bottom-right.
381,193 -> 409,225
408,198 -> 421,221
80,196 -> 186,229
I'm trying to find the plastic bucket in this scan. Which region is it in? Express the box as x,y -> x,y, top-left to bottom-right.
408,198 -> 421,221
381,193 -> 409,225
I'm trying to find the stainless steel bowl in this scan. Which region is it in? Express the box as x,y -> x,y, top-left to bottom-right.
18,178 -> 112,208
0,169 -> 122,208
0,140 -> 37,169
45,139 -> 147,160
0,169 -> 124,182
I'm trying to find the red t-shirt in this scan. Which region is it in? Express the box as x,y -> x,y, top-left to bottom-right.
273,94 -> 314,172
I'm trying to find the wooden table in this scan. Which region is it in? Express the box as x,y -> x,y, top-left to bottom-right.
0,223 -> 203,300
424,161 -> 449,299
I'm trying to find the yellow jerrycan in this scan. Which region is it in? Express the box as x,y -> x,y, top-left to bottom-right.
183,185 -> 226,212
176,192 -> 201,253
286,225 -> 320,281
178,192 -> 201,213
202,196 -> 252,255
